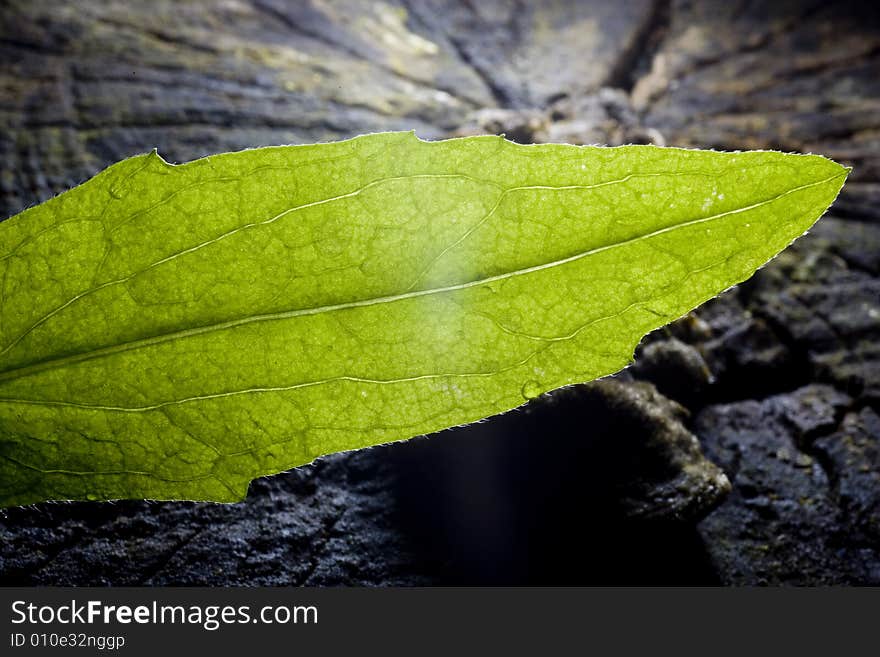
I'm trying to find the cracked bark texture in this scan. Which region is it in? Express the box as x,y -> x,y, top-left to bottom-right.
1,0 -> 878,585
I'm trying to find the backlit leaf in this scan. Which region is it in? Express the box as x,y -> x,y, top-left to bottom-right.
0,132 -> 847,505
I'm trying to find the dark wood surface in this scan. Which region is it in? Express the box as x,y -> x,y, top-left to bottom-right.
1,0 -> 878,585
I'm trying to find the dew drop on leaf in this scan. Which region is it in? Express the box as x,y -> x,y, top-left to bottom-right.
521,380 -> 542,400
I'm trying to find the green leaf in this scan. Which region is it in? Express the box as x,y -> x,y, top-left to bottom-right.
0,131 -> 847,506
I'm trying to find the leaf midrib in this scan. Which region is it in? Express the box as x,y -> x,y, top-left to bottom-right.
0,172 -> 844,387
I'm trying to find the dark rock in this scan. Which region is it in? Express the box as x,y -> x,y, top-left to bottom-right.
695,388 -> 880,585
813,407 -> 880,543
775,384 -> 852,446
0,452 -> 441,586
666,312 -> 714,344
756,262 -> 880,404
631,338 -> 712,408
812,217 -> 880,276
454,87 -> 668,146
576,380 -> 730,522
545,88 -> 666,146
832,183 -> 880,222
404,0 -> 660,108
699,317 -> 806,402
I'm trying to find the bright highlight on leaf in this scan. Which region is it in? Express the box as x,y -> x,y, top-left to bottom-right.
0,131 -> 847,506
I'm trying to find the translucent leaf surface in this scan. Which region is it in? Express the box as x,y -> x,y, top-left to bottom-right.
0,132 -> 847,505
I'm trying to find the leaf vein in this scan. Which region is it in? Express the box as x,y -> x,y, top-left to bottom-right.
0,171 -> 844,385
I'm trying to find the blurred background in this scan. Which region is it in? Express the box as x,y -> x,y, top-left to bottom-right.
1,0 -> 878,585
